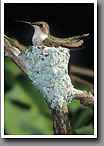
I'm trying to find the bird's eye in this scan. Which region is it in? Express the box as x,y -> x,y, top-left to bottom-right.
38,24 -> 43,28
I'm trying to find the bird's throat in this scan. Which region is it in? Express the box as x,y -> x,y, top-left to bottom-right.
32,26 -> 48,46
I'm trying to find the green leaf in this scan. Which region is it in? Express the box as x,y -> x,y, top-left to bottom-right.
16,74 -> 52,117
73,124 -> 94,135
68,99 -> 83,113
68,100 -> 93,135
5,82 -> 53,135
5,57 -> 22,76
5,57 -> 22,92
71,108 -> 93,129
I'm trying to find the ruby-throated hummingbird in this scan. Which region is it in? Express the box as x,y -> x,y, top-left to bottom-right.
14,20 -> 89,49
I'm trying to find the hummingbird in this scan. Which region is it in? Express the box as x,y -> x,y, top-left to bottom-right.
13,20 -> 89,50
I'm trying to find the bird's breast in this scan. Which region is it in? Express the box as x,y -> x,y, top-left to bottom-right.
32,27 -> 48,46
32,32 -> 48,46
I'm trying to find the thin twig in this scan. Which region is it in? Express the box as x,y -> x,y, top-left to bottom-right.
70,75 -> 94,89
70,65 -> 94,77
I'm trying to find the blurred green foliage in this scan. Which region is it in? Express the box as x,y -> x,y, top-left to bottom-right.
4,57 -> 94,135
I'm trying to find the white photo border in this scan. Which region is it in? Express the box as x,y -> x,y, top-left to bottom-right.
1,0 -> 97,138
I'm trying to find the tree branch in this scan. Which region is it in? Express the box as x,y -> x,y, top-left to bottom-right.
4,35 -> 28,75
4,35 -> 94,135
52,103 -> 71,135
72,88 -> 94,109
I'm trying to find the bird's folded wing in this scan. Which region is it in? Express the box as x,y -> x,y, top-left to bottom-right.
44,38 -> 84,48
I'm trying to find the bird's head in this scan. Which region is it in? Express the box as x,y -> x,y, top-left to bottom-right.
13,20 -> 50,36
31,21 -> 50,36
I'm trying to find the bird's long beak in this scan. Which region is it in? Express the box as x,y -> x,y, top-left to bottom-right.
14,20 -> 32,26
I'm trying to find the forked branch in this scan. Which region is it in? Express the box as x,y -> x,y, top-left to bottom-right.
4,35 -> 94,135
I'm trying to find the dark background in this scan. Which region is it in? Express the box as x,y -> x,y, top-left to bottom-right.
4,3 -> 94,70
